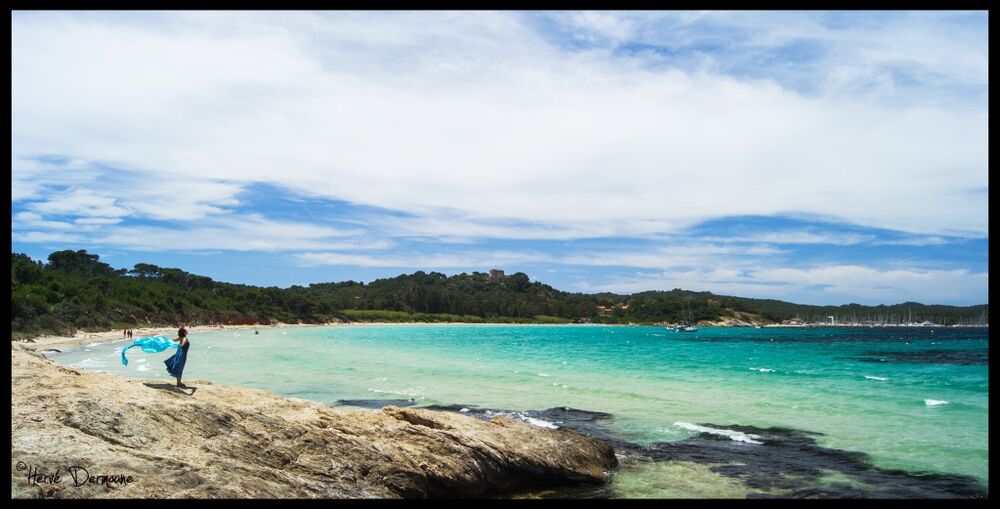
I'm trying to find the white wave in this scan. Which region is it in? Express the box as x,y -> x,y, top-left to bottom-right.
367,387 -> 424,397
925,399 -> 949,406
137,358 -> 148,363
370,377 -> 388,382
865,376 -> 888,381
86,342 -> 103,348
68,358 -> 105,369
136,365 -> 150,372
749,367 -> 775,373
674,422 -> 763,444
522,416 -> 559,429
537,373 -> 551,377
459,408 -> 470,413
485,410 -> 559,429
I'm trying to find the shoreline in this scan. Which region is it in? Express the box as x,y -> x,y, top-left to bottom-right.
20,320 -> 987,353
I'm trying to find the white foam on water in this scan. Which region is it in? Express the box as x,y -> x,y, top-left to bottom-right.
68,358 -> 106,369
750,367 -> 775,373
137,358 -> 148,363
537,373 -> 551,377
522,416 -> 559,429
865,376 -> 888,381
485,410 -> 559,429
136,365 -> 150,372
459,408 -> 470,413
367,386 -> 424,397
674,422 -> 764,444
925,399 -> 949,406
86,342 -> 103,348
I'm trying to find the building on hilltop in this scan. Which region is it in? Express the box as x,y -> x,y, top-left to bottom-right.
488,267 -> 505,280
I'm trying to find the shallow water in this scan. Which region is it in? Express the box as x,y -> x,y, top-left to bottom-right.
51,325 -> 989,497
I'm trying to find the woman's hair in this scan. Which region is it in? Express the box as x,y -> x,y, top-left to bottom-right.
178,327 -> 188,338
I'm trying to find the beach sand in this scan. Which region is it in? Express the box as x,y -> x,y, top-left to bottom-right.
14,321 -> 601,352
16,323 -> 331,352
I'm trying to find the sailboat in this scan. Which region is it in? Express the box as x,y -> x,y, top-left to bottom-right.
678,299 -> 698,332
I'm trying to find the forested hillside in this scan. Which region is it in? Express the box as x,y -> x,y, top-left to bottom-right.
10,250 -> 989,338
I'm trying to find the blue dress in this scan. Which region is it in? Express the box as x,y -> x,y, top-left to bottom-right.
165,341 -> 190,378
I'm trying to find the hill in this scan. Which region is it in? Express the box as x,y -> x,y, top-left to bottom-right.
10,250 -> 989,339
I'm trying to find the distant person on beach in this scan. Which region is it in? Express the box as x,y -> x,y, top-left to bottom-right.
127,329 -> 133,339
123,329 -> 127,339
165,327 -> 190,388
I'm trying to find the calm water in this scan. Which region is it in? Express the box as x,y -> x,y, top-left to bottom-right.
51,325 -> 988,498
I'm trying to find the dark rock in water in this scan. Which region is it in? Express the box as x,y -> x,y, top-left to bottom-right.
336,399 -> 417,409
849,350 -> 988,365
422,404 -> 476,412
421,404 -> 638,452
645,423 -> 987,499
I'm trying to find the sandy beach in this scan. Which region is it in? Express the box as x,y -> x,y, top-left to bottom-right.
15,322 -> 337,352
15,321 -> 615,352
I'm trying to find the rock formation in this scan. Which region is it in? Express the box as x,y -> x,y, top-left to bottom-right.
10,344 -> 616,498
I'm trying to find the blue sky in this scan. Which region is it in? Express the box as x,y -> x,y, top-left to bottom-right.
11,11 -> 988,306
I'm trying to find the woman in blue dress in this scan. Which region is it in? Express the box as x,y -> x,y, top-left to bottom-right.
165,327 -> 190,387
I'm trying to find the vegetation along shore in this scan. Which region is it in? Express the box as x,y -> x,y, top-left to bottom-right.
12,250 -> 988,341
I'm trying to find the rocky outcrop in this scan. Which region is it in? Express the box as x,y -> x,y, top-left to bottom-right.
10,345 -> 616,498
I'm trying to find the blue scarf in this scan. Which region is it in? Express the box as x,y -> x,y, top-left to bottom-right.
121,335 -> 179,366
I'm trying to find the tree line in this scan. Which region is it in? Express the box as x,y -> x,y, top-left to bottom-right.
10,250 -> 989,339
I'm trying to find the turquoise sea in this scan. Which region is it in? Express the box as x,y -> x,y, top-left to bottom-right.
50,325 -> 989,498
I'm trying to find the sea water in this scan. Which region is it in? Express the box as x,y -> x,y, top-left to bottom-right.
50,325 -> 988,497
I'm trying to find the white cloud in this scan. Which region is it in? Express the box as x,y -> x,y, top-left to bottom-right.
582,265 -> 988,305
13,211 -> 76,230
296,250 -> 553,269
84,214 -> 368,252
564,11 -> 636,43
701,231 -> 875,245
11,231 -> 88,244
564,244 -> 783,270
11,11 -> 988,241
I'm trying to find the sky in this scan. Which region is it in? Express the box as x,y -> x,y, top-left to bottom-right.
10,11 -> 989,306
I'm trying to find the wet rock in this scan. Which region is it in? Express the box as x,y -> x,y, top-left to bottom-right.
644,423 -> 987,498
335,399 -> 416,409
